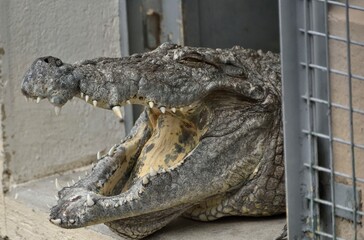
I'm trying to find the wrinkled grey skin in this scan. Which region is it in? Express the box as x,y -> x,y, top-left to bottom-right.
21,43 -> 285,239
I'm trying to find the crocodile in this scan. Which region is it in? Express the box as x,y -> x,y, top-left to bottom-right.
21,43 -> 285,239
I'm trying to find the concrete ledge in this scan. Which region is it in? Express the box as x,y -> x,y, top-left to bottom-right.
5,167 -> 286,240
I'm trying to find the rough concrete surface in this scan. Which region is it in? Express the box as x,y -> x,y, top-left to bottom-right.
0,99 -> 6,238
0,0 -> 124,186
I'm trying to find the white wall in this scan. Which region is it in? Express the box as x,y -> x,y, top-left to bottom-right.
0,0 -> 125,186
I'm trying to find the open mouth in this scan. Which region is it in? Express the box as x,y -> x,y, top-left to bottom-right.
97,100 -> 208,198
20,43 -> 285,239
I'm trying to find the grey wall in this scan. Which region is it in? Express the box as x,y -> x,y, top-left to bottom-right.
183,0 -> 280,52
0,0 -> 125,187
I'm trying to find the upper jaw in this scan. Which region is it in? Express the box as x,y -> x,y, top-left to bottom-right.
76,88 -> 202,119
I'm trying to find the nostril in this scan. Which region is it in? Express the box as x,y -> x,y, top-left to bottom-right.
21,87 -> 28,96
42,57 -> 63,67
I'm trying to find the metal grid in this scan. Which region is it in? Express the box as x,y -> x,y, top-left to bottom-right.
280,0 -> 364,239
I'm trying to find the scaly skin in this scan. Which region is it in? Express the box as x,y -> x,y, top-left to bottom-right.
21,43 -> 284,239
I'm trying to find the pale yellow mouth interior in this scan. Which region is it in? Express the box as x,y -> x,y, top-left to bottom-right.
135,111 -> 202,178
100,107 -> 207,195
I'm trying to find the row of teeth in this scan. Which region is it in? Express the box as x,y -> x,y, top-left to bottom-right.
27,93 -> 186,118
54,141 -> 184,186
79,92 -> 181,118
50,165 -> 176,226
59,142 -> 184,191
97,144 -> 186,169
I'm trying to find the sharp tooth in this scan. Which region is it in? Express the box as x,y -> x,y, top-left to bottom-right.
92,100 -> 97,107
149,167 -> 157,177
78,176 -> 81,180
85,95 -> 90,102
25,96 -> 29,102
148,101 -> 154,108
86,194 -> 95,206
80,92 -> 84,98
142,176 -> 149,185
69,219 -> 75,224
126,100 -> 131,104
171,107 -> 176,113
54,106 -> 61,116
55,195 -> 59,201
97,151 -> 101,160
112,106 -> 123,119
160,107 -> 166,114
67,182 -> 70,187
50,218 -> 62,225
55,178 -> 62,191
108,145 -> 116,156
114,203 -> 119,208
36,97 -> 41,103
72,179 -> 75,185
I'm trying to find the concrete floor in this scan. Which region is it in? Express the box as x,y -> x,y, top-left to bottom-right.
147,216 -> 286,240
8,167 -> 286,240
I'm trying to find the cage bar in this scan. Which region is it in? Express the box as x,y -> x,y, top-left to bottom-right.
280,0 -> 364,238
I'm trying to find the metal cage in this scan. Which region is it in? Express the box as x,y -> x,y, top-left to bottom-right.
280,0 -> 364,239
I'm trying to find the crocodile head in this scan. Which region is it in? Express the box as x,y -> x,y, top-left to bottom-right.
21,43 -> 284,239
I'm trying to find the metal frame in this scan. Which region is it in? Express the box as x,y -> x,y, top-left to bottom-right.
182,0 -> 280,52
118,0 -> 135,135
280,0 -> 364,239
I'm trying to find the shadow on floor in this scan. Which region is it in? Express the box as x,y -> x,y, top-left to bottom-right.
147,214 -> 286,240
